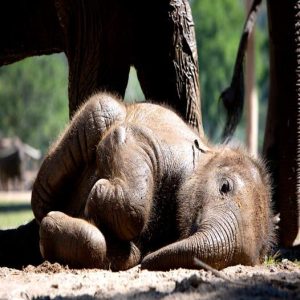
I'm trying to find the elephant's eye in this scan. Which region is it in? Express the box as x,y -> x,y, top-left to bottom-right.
219,178 -> 233,195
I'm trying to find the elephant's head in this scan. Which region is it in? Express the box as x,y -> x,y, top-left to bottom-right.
141,146 -> 274,270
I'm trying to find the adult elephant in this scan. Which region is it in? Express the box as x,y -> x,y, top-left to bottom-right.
263,0 -> 300,247
0,0 -> 203,138
222,0 -> 300,248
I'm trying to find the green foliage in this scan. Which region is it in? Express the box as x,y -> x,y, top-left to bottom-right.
0,54 -> 68,153
0,200 -> 33,229
124,67 -> 145,103
263,251 -> 281,266
0,59 -> 145,155
264,254 -> 300,267
191,0 -> 244,140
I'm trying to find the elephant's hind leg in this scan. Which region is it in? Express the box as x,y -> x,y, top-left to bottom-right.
39,211 -> 106,269
39,211 -> 141,270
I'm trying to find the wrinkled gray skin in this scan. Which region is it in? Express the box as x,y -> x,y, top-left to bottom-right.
32,93 -> 274,271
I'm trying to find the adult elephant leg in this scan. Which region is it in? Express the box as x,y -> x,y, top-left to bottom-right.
0,220 -> 42,268
263,1 -> 299,247
54,0 -> 132,116
132,0 -> 204,138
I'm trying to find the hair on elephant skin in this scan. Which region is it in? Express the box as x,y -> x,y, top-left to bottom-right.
1,93 -> 275,271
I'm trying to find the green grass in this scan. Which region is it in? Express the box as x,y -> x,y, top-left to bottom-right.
0,200 -> 33,229
264,251 -> 300,266
264,253 -> 280,266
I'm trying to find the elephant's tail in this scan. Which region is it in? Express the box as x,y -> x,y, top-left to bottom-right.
220,0 -> 262,141
0,219 -> 42,269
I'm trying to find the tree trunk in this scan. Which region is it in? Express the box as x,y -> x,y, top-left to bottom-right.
264,1 -> 299,246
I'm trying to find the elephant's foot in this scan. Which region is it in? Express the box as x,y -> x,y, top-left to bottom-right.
105,235 -> 141,271
39,211 -> 107,268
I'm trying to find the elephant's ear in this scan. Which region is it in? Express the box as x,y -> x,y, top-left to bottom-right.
220,0 -> 262,141
31,94 -> 126,222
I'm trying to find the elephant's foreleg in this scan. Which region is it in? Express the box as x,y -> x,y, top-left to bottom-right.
39,211 -> 140,270
85,177 -> 152,242
85,125 -> 156,241
31,94 -> 126,223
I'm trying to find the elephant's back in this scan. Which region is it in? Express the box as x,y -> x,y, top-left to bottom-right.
125,103 -> 200,144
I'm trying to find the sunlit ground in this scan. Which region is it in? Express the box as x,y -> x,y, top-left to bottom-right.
0,191 -> 33,229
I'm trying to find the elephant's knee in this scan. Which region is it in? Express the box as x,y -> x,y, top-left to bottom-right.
85,178 -> 147,241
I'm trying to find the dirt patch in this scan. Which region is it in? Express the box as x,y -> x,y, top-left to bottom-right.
0,260 -> 299,300
23,261 -> 71,274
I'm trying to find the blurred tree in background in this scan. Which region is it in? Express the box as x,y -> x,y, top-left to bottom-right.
191,0 -> 269,146
0,0 -> 269,154
191,0 -> 244,139
0,54 -> 68,153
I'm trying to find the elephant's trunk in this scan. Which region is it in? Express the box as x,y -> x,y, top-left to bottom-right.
141,209 -> 244,270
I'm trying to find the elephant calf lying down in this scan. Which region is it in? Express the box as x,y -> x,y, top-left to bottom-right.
6,93 -> 275,270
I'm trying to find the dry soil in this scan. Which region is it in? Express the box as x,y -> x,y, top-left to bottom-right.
0,259 -> 299,300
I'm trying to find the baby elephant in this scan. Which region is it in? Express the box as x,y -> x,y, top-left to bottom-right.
32,92 -> 274,271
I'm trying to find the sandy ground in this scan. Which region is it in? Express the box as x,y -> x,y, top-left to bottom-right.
0,259 -> 299,300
